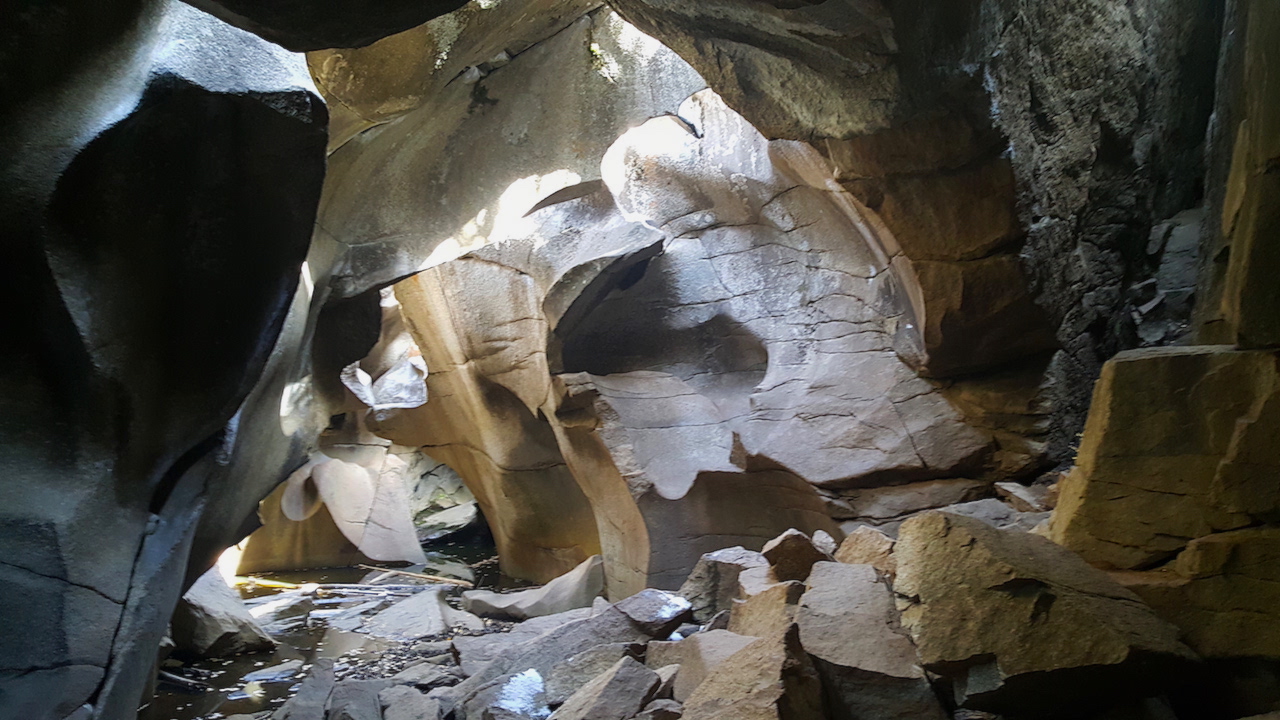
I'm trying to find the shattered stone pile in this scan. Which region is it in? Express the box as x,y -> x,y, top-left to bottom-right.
200,517 -> 1240,720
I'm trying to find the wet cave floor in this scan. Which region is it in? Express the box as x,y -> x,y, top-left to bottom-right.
144,539 -> 520,720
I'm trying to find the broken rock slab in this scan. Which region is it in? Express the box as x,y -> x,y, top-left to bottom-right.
548,656 -> 660,720
464,556 -> 604,621
895,512 -> 1197,717
329,679 -> 392,720
616,589 -> 694,638
171,568 -> 275,658
648,630 -> 761,702
834,526 -> 897,579
636,699 -> 683,720
272,659 -> 336,720
677,547 -> 769,623
381,685 -> 442,720
362,587 -> 484,640
797,562 -> 945,720
726,582 -> 804,639
680,624 -> 824,720
545,642 -> 646,706
762,529 -> 832,583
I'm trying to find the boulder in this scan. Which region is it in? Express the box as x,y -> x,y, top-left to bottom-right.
328,679 -> 392,720
272,659 -> 336,720
680,625 -> 824,720
797,562 -> 945,720
545,643 -> 646,706
464,556 -> 605,621
833,526 -> 897,579
548,657 -> 661,720
1116,527 -> 1280,659
648,630 -> 761,702
380,685 -> 442,720
362,588 -> 484,640
1049,347 -> 1277,569
994,482 -> 1050,513
677,547 -> 769,623
653,665 -> 679,700
761,530 -> 832,583
811,531 -> 839,557
895,512 -> 1197,716
170,569 -> 275,658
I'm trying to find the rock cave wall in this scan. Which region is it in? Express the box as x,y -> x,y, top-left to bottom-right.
1,0 -> 1276,718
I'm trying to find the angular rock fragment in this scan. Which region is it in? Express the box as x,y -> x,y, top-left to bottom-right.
362,588 -> 484,640
453,608 -> 594,676
616,589 -> 694,638
762,530 -> 832,583
653,664 -> 679,701
391,662 -> 464,691
726,582 -> 804,639
797,562 -> 945,720
648,630 -> 761,702
171,569 -> 275,658
444,605 -> 656,718
548,657 -> 660,720
939,500 -> 1049,533
545,643 -> 646,706
681,625 -> 824,720
838,480 -> 988,523
834,526 -> 897,579
636,699 -> 683,720
464,556 -> 605,621
678,547 -> 769,623
381,685 -> 442,720
272,659 -> 336,720
329,679 -> 392,720
994,482 -> 1049,513
895,512 -> 1197,716
471,669 -> 552,720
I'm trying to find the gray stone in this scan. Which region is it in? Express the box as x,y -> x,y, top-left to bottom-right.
677,547 -> 768,624
464,556 -> 605,621
636,699 -> 683,720
545,643 -> 646,706
548,657 -> 660,720
362,588 -> 484,640
940,499 -> 1049,533
171,569 -> 275,658
391,662 -> 463,691
328,679 -> 392,720
272,659 -> 336,720
615,590 -> 693,638
380,685 -> 442,720
453,608 -> 594,676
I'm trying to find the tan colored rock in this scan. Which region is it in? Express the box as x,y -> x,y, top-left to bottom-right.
680,625 -> 824,720
1116,527 -> 1280,659
727,582 -> 804,639
877,158 -> 1019,263
797,562 -> 945,720
1050,347 -> 1277,569
833,526 -> 896,579
896,512 -> 1196,715
647,630 -> 761,702
761,530 -> 832,583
